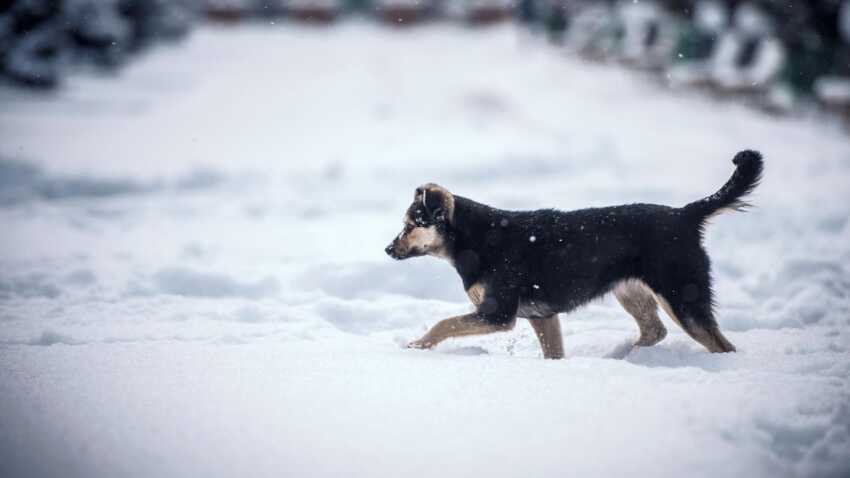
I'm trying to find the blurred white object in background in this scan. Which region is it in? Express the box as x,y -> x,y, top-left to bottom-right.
709,4 -> 785,93
616,0 -> 677,70
711,37 -> 785,93
666,0 -> 728,86
732,2 -> 772,37
563,3 -> 618,60
814,77 -> 850,104
694,0 -> 726,33
668,1 -> 785,97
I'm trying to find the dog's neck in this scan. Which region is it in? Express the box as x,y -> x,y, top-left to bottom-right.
450,195 -> 501,240
438,196 -> 503,278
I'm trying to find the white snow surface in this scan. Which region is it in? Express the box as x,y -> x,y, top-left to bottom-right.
1,21 -> 850,478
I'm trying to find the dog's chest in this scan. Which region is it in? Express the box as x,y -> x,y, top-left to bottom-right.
467,282 -> 556,318
517,299 -> 557,319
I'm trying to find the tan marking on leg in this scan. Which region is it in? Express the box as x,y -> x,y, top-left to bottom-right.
528,315 -> 564,359
677,320 -> 736,353
650,290 -> 685,329
467,282 -> 485,307
704,202 -> 748,222
651,290 -> 735,353
613,279 -> 667,347
705,327 -> 736,353
407,313 -> 515,349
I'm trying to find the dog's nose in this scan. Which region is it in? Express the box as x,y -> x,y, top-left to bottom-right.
385,244 -> 394,256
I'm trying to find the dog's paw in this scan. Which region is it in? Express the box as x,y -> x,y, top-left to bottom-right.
406,339 -> 433,350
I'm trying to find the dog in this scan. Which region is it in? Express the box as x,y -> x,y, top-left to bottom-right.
385,150 -> 763,359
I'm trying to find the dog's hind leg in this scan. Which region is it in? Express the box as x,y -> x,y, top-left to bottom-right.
528,315 -> 564,359
648,262 -> 736,353
653,292 -> 736,353
613,280 -> 667,347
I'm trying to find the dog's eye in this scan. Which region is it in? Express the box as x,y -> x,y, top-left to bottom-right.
404,224 -> 414,233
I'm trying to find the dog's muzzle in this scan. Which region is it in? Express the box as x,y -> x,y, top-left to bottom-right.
385,242 -> 400,259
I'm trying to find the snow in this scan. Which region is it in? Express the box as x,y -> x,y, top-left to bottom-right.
1,20 -> 850,478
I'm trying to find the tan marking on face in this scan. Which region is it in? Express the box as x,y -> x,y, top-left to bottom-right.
395,224 -> 448,258
407,225 -> 440,249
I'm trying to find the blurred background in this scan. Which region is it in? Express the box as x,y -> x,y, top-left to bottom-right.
1,0 -> 849,121
2,3 -> 850,478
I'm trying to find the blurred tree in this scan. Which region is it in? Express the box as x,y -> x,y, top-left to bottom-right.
0,0 -> 192,88
518,0 -> 539,25
118,0 -> 191,52
544,1 -> 568,43
68,0 -> 129,67
1,0 -> 63,87
674,1 -> 728,61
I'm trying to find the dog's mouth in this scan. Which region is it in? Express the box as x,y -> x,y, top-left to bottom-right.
385,244 -> 404,260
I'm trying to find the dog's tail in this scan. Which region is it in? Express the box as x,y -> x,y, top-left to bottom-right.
682,150 -> 764,225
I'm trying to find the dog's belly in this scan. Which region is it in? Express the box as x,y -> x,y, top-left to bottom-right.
517,300 -> 558,319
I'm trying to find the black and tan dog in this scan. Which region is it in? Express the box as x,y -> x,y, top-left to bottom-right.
385,150 -> 763,359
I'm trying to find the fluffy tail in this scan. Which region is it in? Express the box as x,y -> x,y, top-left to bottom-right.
683,150 -> 764,223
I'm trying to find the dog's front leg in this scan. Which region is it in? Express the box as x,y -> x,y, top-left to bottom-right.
528,315 -> 564,359
408,313 -> 516,349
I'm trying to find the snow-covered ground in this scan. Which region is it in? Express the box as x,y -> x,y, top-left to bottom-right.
1,21 -> 849,478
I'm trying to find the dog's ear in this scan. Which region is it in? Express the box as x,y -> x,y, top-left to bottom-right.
414,183 -> 455,224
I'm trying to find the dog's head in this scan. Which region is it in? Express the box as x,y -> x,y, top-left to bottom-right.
385,183 -> 455,260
